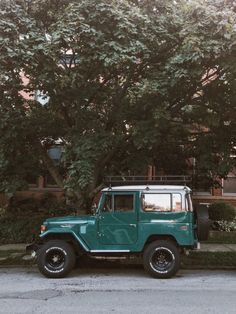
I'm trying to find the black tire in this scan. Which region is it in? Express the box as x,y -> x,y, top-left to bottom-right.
37,240 -> 76,278
143,240 -> 180,279
195,204 -> 210,241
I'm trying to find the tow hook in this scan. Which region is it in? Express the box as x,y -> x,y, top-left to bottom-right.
31,250 -> 37,258
26,243 -> 40,258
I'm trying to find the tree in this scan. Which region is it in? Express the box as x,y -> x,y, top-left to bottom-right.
0,0 -> 236,210
130,0 -> 236,180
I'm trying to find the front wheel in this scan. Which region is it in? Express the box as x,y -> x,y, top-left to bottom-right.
37,240 -> 76,278
143,240 -> 180,279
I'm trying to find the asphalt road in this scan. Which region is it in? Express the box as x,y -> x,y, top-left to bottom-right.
0,267 -> 235,314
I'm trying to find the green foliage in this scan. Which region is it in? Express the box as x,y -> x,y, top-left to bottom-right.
0,215 -> 44,244
182,251 -> 236,268
209,202 -> 236,221
8,193 -> 75,216
0,0 -> 236,208
213,220 -> 236,232
0,193 -> 76,244
207,230 -> 236,243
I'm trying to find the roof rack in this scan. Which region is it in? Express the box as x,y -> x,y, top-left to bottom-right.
104,175 -> 192,186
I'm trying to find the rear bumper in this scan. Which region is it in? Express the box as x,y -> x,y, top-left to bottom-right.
193,241 -> 201,250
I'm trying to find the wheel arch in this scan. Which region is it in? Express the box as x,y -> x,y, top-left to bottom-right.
143,235 -> 179,251
40,232 -> 88,254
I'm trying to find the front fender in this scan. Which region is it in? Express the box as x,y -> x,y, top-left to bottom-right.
40,229 -> 90,252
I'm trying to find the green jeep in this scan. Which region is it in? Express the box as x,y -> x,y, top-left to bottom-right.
27,185 -> 209,279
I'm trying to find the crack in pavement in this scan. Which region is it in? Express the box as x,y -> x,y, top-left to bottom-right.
0,289 -> 63,301
71,288 -> 146,293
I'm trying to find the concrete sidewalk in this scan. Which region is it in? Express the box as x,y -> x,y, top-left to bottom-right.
199,243 -> 236,252
0,244 -> 27,252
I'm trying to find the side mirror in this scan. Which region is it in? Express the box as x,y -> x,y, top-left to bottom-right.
91,203 -> 97,215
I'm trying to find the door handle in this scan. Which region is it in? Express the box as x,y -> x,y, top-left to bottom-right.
129,224 -> 136,227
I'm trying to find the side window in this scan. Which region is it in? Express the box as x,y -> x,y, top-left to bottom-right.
172,194 -> 182,212
143,194 -> 171,212
142,193 -> 183,212
114,194 -> 134,212
102,194 -> 112,212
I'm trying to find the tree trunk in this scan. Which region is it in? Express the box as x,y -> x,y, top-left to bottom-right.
37,142 -> 106,213
37,142 -> 64,188
37,142 -> 90,210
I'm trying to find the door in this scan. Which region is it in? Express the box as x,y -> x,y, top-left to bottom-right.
98,192 -> 138,245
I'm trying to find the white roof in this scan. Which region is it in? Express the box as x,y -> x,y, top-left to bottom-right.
102,185 -> 191,192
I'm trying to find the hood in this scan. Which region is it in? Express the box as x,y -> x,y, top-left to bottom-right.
44,215 -> 95,225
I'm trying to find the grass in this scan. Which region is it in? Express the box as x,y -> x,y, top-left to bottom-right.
182,251 -> 236,268
0,250 -> 23,258
206,231 -> 236,244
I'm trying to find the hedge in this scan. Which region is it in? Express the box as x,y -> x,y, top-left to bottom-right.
208,202 -> 236,222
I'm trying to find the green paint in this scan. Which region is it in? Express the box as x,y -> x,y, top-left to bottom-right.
40,186 -> 198,252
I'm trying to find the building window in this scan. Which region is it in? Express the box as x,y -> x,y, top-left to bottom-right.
192,175 -> 212,195
223,173 -> 236,195
48,147 -> 62,165
35,90 -> 50,106
44,147 -> 63,187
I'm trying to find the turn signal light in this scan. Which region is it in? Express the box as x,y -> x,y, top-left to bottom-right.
180,225 -> 188,231
41,225 -> 46,233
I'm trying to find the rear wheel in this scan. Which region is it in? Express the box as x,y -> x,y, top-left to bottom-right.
37,240 -> 76,278
143,240 -> 180,279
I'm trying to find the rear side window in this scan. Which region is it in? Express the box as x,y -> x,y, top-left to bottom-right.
142,193 -> 183,212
